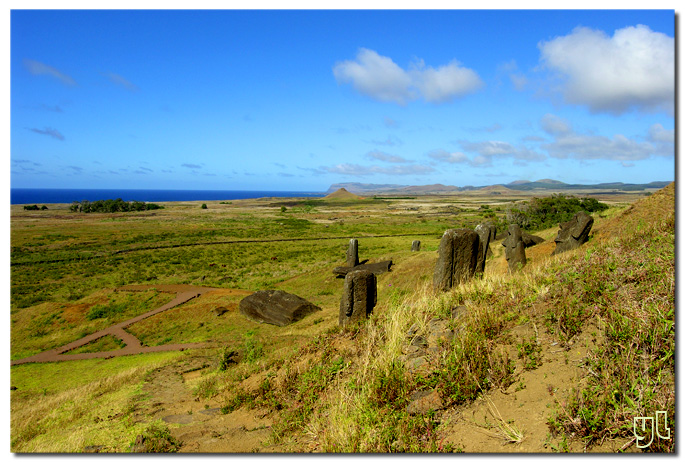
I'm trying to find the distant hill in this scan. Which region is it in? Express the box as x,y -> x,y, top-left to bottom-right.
324,188 -> 362,201
325,180 -> 671,196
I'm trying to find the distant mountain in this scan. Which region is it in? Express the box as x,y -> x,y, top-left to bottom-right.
325,183 -> 406,194
324,188 -> 362,201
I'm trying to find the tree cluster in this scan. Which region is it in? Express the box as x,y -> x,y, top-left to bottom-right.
506,194 -> 608,231
69,198 -> 164,213
23,205 -> 48,211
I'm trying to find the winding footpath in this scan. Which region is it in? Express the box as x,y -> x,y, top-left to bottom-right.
11,285 -> 218,366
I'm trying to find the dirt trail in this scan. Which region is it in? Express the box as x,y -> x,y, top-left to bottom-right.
10,285 -> 223,366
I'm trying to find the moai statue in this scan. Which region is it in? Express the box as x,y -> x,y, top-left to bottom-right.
433,229 -> 480,291
552,211 -> 594,255
411,240 -> 421,252
503,224 -> 526,273
339,269 -> 377,327
474,223 -> 492,273
346,238 -> 359,267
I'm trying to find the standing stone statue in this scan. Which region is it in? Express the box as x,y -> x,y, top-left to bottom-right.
346,238 -> 359,267
474,223 -> 493,273
339,269 -> 377,327
433,229 -> 480,291
411,240 -> 421,252
503,224 -> 526,273
552,211 -> 594,255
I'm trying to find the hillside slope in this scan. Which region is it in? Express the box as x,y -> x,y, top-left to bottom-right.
214,182 -> 674,453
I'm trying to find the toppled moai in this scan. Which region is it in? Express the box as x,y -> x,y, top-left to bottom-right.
339,269 -> 377,327
239,290 -> 322,327
474,223 -> 493,273
552,211 -> 594,255
411,240 -> 421,252
521,231 -> 545,248
503,224 -> 526,273
346,238 -> 359,267
433,229 -> 480,291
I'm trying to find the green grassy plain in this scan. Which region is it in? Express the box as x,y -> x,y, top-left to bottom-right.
10,187 -> 672,453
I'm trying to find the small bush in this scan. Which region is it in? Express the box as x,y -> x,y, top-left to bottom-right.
131,421 -> 181,453
201,204 -> 208,209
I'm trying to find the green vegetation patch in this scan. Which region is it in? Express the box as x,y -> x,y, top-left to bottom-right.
63,335 -> 126,355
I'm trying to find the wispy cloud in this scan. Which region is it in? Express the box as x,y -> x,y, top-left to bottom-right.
24,59 -> 77,86
427,149 -> 469,164
333,48 -> 483,105
319,163 -> 434,176
460,140 -> 546,164
102,72 -> 139,91
28,127 -> 65,141
366,150 -> 409,163
181,163 -> 202,169
369,135 -> 403,147
66,166 -> 83,173
539,114 -> 673,161
538,25 -> 674,115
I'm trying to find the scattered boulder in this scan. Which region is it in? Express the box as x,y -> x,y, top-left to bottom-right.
333,260 -> 392,277
239,290 -> 322,327
553,211 -> 594,255
346,238 -> 359,267
521,231 -> 545,248
411,240 -> 421,251
406,389 -> 444,415
503,224 -> 526,273
339,270 -> 377,327
433,229 -> 480,291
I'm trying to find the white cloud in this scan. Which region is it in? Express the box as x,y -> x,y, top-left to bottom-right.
24,59 -> 77,86
538,25 -> 674,115
539,115 -> 674,161
540,114 -> 572,136
333,48 -> 414,104
333,48 -> 482,105
410,60 -> 484,103
460,140 -> 546,162
102,72 -> 139,91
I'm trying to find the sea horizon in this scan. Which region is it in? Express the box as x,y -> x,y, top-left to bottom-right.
10,188 -> 326,205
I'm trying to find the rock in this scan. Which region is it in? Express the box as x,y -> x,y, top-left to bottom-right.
332,260 -> 392,277
503,224 -> 526,273
339,270 -> 377,327
553,211 -> 594,255
239,290 -> 322,327
214,307 -> 229,316
406,389 -> 444,415
411,240 -> 421,251
451,305 -> 467,320
521,231 -> 545,248
346,238 -> 359,267
433,229 -> 480,291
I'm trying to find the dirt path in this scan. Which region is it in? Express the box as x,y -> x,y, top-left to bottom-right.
10,285 -> 221,366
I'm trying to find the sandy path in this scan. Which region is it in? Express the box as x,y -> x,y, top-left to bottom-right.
11,286 -> 220,366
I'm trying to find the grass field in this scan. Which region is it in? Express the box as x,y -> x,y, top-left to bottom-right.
9,186 -> 673,453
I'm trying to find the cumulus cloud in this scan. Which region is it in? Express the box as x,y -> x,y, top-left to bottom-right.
28,127 -> 65,141
24,59 -> 77,86
366,150 -> 409,163
539,114 -> 673,160
538,25 -> 674,115
427,149 -> 469,164
333,48 -> 483,105
102,72 -> 139,91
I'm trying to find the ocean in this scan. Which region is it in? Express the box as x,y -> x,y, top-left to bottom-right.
10,188 -> 326,205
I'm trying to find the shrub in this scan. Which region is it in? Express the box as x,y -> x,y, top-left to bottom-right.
506,194 -> 608,231
201,204 -> 208,209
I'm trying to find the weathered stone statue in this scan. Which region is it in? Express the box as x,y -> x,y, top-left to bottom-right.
552,211 -> 594,255
239,290 -> 322,327
503,224 -> 526,273
411,240 -> 421,252
433,229 -> 480,291
474,223 -> 492,273
521,231 -> 545,248
339,269 -> 377,327
346,238 -> 359,267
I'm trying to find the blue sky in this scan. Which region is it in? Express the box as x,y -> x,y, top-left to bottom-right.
10,9 -> 676,191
